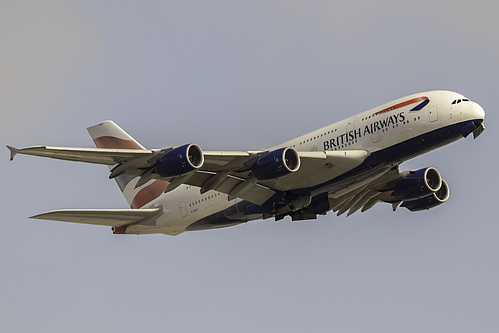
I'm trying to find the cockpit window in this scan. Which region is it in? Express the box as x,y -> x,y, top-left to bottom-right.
452,98 -> 470,105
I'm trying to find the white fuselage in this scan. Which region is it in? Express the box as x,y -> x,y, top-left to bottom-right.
125,90 -> 485,234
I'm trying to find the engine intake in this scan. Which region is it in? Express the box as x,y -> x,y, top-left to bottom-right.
401,180 -> 450,212
393,167 -> 442,201
155,144 -> 204,177
252,147 -> 300,180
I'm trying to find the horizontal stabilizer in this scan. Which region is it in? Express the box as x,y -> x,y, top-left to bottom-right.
31,208 -> 161,227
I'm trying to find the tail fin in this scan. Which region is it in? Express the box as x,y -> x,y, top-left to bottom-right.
87,121 -> 168,208
87,120 -> 145,150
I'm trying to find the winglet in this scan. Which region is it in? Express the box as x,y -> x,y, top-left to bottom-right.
6,145 -> 19,161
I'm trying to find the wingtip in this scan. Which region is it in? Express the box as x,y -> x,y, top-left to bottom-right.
6,145 -> 19,161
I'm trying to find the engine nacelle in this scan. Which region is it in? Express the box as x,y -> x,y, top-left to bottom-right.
393,167 -> 442,201
155,144 -> 204,177
401,180 -> 450,212
252,147 -> 300,180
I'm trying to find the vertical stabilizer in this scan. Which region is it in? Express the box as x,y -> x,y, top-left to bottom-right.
87,121 -> 169,208
87,120 -> 145,150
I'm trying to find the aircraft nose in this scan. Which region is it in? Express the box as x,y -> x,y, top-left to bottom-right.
460,101 -> 485,139
471,101 -> 485,123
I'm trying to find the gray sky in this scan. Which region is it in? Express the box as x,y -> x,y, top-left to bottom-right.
1,1 -> 498,332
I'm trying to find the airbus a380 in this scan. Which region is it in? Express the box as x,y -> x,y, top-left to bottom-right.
8,90 -> 485,236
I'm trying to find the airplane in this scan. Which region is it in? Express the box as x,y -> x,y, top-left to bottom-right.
7,90 -> 485,236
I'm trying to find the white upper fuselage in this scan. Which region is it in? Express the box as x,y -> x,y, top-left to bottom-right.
277,90 -> 483,155
126,90 -> 485,234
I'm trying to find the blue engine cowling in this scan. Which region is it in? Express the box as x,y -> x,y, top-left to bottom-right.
155,144 -> 204,177
252,147 -> 300,180
401,180 -> 450,212
393,167 -> 442,201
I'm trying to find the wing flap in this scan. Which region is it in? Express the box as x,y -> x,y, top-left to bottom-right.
182,171 -> 275,205
30,208 -> 161,227
183,149 -> 370,204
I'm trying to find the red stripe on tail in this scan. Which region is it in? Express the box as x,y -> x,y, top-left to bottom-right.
93,135 -> 169,208
131,180 -> 170,209
93,136 -> 143,149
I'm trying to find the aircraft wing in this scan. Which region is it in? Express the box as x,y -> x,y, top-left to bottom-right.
7,145 -> 157,165
181,150 -> 370,205
7,145 -> 262,173
8,144 -> 370,205
31,208 -> 161,227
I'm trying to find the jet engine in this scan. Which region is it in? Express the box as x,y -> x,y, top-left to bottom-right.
393,167 -> 442,201
252,147 -> 300,180
401,180 -> 450,211
155,144 -> 204,177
